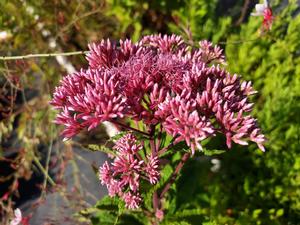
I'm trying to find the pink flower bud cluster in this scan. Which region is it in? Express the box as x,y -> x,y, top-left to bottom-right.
99,134 -> 159,209
51,34 -> 265,152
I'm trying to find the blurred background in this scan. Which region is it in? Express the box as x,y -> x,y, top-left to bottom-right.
0,0 -> 299,224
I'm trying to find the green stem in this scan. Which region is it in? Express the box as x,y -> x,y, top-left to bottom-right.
112,120 -> 151,137
33,156 -> 56,186
0,51 -> 89,61
42,130 -> 54,196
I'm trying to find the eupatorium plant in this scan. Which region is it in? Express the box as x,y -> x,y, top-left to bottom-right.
51,34 -> 265,223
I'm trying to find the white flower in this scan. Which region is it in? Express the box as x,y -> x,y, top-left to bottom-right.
10,208 -> 22,225
211,158 -> 221,173
251,0 -> 269,16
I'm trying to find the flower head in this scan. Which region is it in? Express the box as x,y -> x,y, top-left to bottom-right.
145,154 -> 160,184
52,34 -> 265,155
251,0 -> 269,17
10,208 -> 22,225
121,192 -> 142,209
51,69 -> 126,138
99,161 -> 111,185
251,0 -> 274,31
52,34 -> 266,211
114,133 -> 142,155
98,133 -> 160,209
156,90 -> 214,154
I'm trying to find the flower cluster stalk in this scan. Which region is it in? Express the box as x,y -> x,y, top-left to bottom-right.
160,152 -> 191,199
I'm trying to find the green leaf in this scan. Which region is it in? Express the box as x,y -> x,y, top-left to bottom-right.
172,151 -> 182,163
95,196 -> 120,211
158,164 -> 174,189
87,144 -> 116,156
174,208 -> 206,218
117,214 -> 145,225
78,207 -> 100,217
276,209 -> 284,217
91,210 -> 117,225
165,221 -> 191,225
252,209 -> 262,219
109,131 -> 128,142
202,149 -> 226,156
202,221 -> 218,225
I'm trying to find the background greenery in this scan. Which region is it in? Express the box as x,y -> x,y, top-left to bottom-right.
0,0 -> 299,224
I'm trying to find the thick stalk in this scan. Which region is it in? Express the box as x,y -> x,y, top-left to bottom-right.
148,124 -> 156,155
152,191 -> 159,225
158,142 -> 174,156
159,152 -> 191,199
147,124 -> 160,223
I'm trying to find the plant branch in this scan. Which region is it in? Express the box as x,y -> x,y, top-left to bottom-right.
42,126 -> 54,197
158,141 -> 175,156
111,120 -> 151,137
152,191 -> 159,216
0,51 -> 89,61
33,156 -> 56,187
236,0 -> 250,26
146,124 -> 160,222
160,152 -> 191,199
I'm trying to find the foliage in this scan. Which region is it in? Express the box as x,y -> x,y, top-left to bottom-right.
168,0 -> 232,43
221,1 -> 300,223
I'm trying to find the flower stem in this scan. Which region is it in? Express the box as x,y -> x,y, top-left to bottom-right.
147,124 -> 160,222
0,51 -> 89,61
152,191 -> 159,221
33,156 -> 56,186
158,142 -> 174,156
111,120 -> 151,137
159,152 -> 191,199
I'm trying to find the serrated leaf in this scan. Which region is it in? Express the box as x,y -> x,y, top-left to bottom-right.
95,196 -> 120,211
117,214 -> 145,225
174,208 -> 205,218
129,211 -> 149,225
92,210 -> 117,225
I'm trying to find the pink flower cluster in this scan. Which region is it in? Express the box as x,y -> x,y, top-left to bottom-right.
51,34 -> 265,153
99,133 -> 159,209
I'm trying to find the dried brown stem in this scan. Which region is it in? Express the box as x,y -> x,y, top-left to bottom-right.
236,0 -> 251,26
